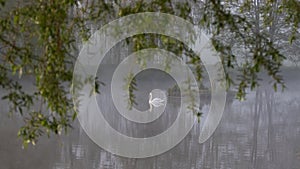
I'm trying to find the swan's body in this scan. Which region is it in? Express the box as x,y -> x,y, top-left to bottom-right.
149,93 -> 165,111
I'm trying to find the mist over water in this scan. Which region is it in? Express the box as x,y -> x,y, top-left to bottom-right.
0,68 -> 300,169
1,0 -> 300,168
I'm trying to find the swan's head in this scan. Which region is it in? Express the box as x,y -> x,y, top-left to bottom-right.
149,92 -> 152,98
148,92 -> 152,104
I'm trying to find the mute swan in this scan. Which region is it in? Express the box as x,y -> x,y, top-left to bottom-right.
149,92 -> 165,112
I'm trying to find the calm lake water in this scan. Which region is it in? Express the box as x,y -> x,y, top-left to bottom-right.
0,67 -> 300,169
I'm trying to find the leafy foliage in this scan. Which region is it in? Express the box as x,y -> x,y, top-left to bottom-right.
123,71 -> 137,110
0,0 -> 299,145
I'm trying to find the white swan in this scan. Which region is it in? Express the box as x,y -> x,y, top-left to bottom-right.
149,92 -> 165,112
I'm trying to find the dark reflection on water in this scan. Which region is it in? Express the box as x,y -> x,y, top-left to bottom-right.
0,69 -> 300,169
97,68 -> 181,138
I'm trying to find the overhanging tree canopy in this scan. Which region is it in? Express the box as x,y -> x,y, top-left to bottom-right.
0,0 -> 299,146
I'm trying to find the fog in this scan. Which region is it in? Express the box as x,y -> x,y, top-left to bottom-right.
0,67 -> 299,169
